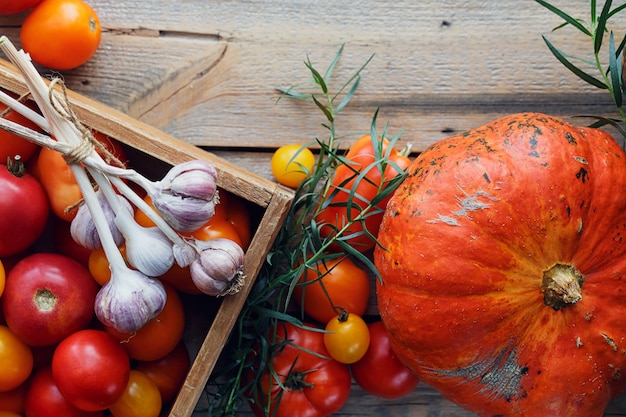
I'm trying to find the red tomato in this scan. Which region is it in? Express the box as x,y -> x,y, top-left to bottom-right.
250,322 -> 351,417
24,366 -> 103,417
134,342 -> 190,404
316,134 -> 411,253
0,99 -> 41,163
106,283 -> 185,361
0,0 -> 43,14
0,380 -> 27,413
52,217 -> 92,266
0,161 -> 49,257
158,263 -> 202,295
2,253 -> 99,346
0,325 -> 33,392
0,259 -> 5,298
293,256 -> 371,324
107,370 -> 162,417
52,329 -> 130,411
350,321 -> 420,399
20,0 -> 101,70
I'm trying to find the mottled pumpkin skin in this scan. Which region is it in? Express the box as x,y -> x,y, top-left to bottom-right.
374,113 -> 626,416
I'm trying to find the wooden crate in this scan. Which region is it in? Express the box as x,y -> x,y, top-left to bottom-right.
0,58 -> 294,417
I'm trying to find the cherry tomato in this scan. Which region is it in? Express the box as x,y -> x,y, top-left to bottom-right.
271,144 -> 315,188
351,321 -> 420,399
106,283 -> 185,361
158,263 -> 202,295
250,322 -> 351,417
52,216 -> 92,266
24,366 -> 103,417
107,370 -> 161,417
2,253 -> 99,347
0,381 -> 27,413
316,134 -> 411,253
0,325 -> 33,392
51,329 -> 130,411
138,189 -> 253,250
20,0 -> 101,70
0,160 -> 49,258
134,342 -> 190,404
0,0 -> 43,14
0,99 -> 41,163
323,311 -> 370,364
293,256 -> 370,323
31,132 -> 126,222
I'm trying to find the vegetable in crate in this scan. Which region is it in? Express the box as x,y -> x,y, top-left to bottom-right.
374,112 -> 626,416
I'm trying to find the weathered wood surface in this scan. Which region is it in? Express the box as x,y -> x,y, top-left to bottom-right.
1,1 -> 626,416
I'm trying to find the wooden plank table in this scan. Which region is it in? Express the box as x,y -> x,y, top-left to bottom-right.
2,1 -> 626,415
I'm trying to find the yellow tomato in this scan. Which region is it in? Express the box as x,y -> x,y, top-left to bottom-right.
271,144 -> 315,188
324,312 -> 370,364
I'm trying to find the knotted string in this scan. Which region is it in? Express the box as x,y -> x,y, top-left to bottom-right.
47,78 -> 124,168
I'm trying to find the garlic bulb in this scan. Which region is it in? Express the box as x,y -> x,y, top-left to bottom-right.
95,268 -> 167,333
70,190 -> 132,250
149,160 -> 219,232
114,213 -> 175,277
190,238 -> 245,296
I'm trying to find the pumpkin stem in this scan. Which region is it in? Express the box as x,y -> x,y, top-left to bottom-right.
542,263 -> 584,310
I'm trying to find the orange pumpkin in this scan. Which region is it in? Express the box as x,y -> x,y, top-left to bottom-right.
374,112 -> 626,416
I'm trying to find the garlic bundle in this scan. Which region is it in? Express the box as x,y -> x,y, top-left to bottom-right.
0,37 -> 248,336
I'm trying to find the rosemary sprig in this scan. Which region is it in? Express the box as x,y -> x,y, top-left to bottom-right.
203,45 -> 407,416
535,0 -> 626,137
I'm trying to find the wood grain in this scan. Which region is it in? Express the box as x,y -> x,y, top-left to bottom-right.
1,1 -> 625,416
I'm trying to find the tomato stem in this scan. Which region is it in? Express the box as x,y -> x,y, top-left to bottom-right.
6,155 -> 25,177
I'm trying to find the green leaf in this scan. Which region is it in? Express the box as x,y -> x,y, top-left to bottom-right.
591,0 -> 597,25
542,35 -> 608,89
335,75 -> 360,112
305,58 -> 328,94
609,32 -> 623,108
608,3 -> 626,19
324,43 -> 344,83
312,94 -> 334,122
594,0 -> 612,54
534,0 -> 593,36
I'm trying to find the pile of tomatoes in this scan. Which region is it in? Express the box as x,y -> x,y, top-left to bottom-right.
0,100 -> 253,417
254,135 -> 420,416
1,0 -> 101,71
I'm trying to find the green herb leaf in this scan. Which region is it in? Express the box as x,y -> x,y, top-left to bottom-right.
542,35 -> 608,89
594,0 -> 612,54
609,32 -> 623,108
535,0 -> 593,36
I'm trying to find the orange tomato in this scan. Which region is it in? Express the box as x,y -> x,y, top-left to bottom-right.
0,411 -> 22,417
88,247 -> 113,286
134,342 -> 190,404
20,0 -> 101,70
108,370 -> 161,417
0,325 -> 33,392
293,256 -> 371,324
106,284 -> 185,361
32,133 -> 126,222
